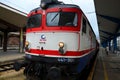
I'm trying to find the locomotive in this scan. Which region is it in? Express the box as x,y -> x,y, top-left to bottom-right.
14,0 -> 99,80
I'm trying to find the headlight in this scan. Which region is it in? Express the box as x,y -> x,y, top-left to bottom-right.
25,41 -> 29,46
25,41 -> 30,51
59,42 -> 64,48
58,42 -> 66,55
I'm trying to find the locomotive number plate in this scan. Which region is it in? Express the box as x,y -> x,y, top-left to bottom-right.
57,58 -> 74,63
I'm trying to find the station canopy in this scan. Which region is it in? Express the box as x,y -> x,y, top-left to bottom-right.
0,2 -> 27,32
94,0 -> 120,44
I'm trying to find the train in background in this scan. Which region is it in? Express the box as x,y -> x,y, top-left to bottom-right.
14,0 -> 99,80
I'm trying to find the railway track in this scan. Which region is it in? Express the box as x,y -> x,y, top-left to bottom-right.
0,58 -> 24,72
0,55 -> 98,80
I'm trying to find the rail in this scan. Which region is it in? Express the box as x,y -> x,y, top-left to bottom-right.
0,58 -> 24,72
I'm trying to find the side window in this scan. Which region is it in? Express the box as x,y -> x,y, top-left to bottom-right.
82,18 -> 86,34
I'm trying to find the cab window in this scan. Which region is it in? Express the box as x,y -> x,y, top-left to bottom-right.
27,14 -> 41,28
47,12 -> 77,27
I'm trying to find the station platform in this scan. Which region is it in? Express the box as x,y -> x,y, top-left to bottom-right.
92,48 -> 120,80
0,50 -> 25,63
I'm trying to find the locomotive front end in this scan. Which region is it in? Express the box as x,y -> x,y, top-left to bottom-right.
25,5 -> 82,64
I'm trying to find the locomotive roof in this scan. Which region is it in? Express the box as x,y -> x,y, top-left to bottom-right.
30,4 -> 80,12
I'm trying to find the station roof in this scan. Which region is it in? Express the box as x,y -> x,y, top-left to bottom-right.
0,1 -> 120,45
94,0 -> 120,44
0,2 -> 27,32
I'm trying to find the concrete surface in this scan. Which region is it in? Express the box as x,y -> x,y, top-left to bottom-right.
0,50 -> 25,62
93,47 -> 120,80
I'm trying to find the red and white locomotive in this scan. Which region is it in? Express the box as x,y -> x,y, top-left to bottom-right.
14,0 -> 99,80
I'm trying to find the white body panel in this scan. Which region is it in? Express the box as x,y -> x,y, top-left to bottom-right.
26,32 -> 79,51
79,16 -> 96,51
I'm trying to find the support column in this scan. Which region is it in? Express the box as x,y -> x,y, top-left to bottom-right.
102,41 -> 107,48
108,41 -> 111,51
19,28 -> 24,53
3,31 -> 8,52
113,37 -> 117,52
0,35 -> 2,47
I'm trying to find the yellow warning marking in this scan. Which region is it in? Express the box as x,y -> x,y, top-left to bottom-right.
87,58 -> 97,80
102,61 -> 109,80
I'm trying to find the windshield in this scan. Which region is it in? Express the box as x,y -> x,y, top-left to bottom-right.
27,14 -> 41,28
47,12 -> 77,26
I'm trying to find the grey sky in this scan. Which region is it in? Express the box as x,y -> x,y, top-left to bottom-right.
0,0 -> 99,38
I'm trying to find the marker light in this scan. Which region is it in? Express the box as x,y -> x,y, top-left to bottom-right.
59,42 -> 64,48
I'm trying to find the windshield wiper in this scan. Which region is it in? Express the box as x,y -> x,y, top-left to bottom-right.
50,8 -> 62,22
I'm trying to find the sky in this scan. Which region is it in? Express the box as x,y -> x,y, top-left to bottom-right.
0,0 -> 99,39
